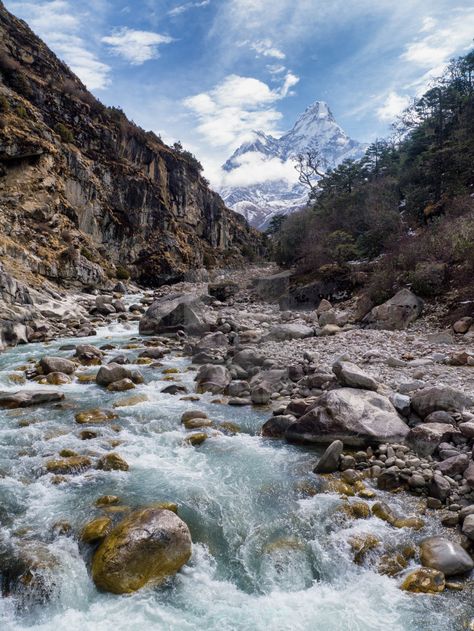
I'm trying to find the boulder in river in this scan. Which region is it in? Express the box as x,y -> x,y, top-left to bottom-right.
285,388 -> 409,446
39,356 -> 76,375
96,363 -> 143,387
0,391 -> 64,409
195,364 -> 231,394
91,507 -> 192,593
420,536 -> 474,576
400,568 -> 445,593
139,292 -> 212,336
261,415 -> 296,438
313,440 -> 343,473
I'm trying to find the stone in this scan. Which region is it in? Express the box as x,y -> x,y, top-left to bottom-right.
411,386 -> 473,419
46,372 -> 71,385
107,378 -> 135,392
161,384 -> 188,395
46,456 -> 92,474
363,289 -> 423,330
75,408 -> 118,424
437,454 -> 469,476
39,356 -> 76,375
459,422 -> 474,439
462,515 -> 474,540
264,323 -> 314,341
91,507 -> 192,593
314,440 -> 343,473
420,536 -> 474,576
181,410 -> 208,423
463,462 -> 474,488
285,388 -> 409,447
96,453 -> 129,471
81,517 -> 112,544
407,423 -> 459,457
253,271 -> 291,301
96,363 -> 143,387
185,433 -> 208,446
250,385 -> 272,405
227,380 -> 250,398
390,393 -> 411,417
424,411 -> 455,425
428,475 -> 451,502
139,292 -> 212,336
401,568 -> 445,593
232,349 -> 265,370
319,324 -> 341,336
332,361 -> 378,391
261,415 -> 296,438
75,344 -> 103,364
195,364 -> 231,394
377,467 -> 401,491
183,417 -> 212,430
0,391 -> 64,409
113,394 -> 148,408
453,317 -> 473,334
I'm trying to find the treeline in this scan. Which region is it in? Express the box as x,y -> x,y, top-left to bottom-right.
271,49 -> 474,302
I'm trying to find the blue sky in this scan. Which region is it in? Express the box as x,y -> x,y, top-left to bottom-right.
5,0 -> 474,187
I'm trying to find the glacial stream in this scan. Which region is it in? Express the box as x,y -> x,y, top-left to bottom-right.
0,313 -> 473,630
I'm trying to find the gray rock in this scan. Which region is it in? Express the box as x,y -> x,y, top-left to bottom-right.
407,423 -> 460,457
424,411 -> 455,425
420,536 -> 474,576
390,393 -> 411,416
39,356 -> 76,375
411,386 -> 473,419
96,363 -> 143,387
227,380 -> 250,398
0,391 -> 64,409
195,364 -> 231,394
252,271 -> 291,302
437,454 -> 470,476
250,386 -> 272,405
261,415 -> 296,438
314,440 -> 343,474
462,515 -> 474,540
139,292 -> 212,335
363,289 -> 423,330
232,349 -> 265,370
332,360 -> 378,391
463,462 -> 474,488
428,475 -> 451,502
285,388 -> 409,447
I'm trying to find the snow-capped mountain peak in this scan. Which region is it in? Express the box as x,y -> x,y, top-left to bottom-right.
220,100 -> 367,230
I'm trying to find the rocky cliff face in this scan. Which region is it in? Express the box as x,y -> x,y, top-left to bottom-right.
0,1 -> 260,290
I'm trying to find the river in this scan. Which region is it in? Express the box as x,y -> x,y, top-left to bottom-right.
0,314 -> 472,630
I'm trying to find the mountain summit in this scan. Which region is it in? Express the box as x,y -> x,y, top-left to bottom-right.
220,101 -> 367,229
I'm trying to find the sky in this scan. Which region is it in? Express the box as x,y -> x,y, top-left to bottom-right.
4,0 -> 474,188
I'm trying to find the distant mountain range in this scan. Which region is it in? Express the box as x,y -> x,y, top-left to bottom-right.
219,101 -> 368,229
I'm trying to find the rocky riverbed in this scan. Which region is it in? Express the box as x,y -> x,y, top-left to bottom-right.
1,267 -> 474,630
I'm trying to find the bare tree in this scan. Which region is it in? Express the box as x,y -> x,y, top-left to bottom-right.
293,148 -> 325,198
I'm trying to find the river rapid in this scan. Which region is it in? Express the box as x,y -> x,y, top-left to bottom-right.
0,315 -> 473,631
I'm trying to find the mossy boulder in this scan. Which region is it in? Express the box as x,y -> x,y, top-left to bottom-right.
401,568 -> 445,593
185,432 -> 208,446
95,495 -> 120,507
75,408 -> 118,424
107,378 -> 135,392
183,418 -> 213,430
46,372 -> 71,385
372,501 -> 424,530
81,517 -> 112,544
46,456 -> 91,474
96,453 -> 129,471
91,507 -> 192,593
113,394 -> 148,408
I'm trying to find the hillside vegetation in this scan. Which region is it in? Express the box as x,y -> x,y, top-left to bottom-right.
272,50 -> 474,308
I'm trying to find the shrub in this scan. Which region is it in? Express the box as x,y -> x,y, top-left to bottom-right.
55,122 -> 74,143
0,95 -> 9,113
116,265 -> 130,280
15,105 -> 27,119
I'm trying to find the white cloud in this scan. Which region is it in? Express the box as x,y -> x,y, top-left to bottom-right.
102,28 -> 174,65
6,0 -> 110,89
250,39 -> 286,60
220,151 -> 297,187
168,0 -> 210,17
376,91 -> 410,121
183,72 -> 298,149
266,64 -> 287,75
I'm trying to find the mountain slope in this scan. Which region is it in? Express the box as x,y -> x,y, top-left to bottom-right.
220,101 -> 367,230
0,1 -> 261,289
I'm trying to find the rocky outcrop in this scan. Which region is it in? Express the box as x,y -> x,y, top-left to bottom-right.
139,292 -> 212,335
0,1 -> 261,292
363,289 -> 423,330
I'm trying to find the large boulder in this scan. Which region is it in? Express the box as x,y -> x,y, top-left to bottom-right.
39,356 -> 76,375
195,364 -> 231,394
314,440 -> 344,473
96,363 -> 143,387
139,292 -> 212,336
0,391 -> 64,409
411,386 -> 473,419
91,507 -> 192,594
232,348 -> 265,371
363,289 -> 423,330
250,369 -> 290,394
407,423 -> 459,457
208,282 -> 238,302
285,388 -> 409,447
420,536 -> 474,577
332,361 -> 378,391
